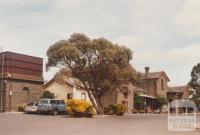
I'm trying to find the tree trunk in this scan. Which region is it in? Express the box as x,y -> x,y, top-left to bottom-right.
95,96 -> 104,114
85,90 -> 100,114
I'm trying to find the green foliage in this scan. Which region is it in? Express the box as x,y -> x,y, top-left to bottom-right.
104,104 -> 127,116
46,33 -> 141,113
41,91 -> 54,99
110,104 -> 118,114
103,107 -> 112,115
193,99 -> 200,110
156,96 -> 167,109
17,105 -> 25,112
189,63 -> 200,98
66,99 -> 96,117
134,93 -> 143,110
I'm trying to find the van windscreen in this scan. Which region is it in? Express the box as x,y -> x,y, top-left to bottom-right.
40,100 -> 49,104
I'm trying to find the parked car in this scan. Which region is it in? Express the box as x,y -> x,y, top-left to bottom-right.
37,99 -> 66,115
25,102 -> 38,113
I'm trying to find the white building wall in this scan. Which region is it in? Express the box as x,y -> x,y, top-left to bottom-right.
44,81 -> 90,102
44,82 -> 72,100
72,87 -> 90,102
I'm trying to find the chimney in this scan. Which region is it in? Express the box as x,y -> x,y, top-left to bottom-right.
145,67 -> 150,77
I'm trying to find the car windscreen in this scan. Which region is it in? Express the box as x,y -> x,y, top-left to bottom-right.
39,100 -> 49,104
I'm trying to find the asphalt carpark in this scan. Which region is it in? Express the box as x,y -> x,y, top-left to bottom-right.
0,113 -> 199,135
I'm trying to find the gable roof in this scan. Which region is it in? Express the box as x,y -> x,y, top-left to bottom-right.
44,76 -> 85,90
142,71 -> 170,81
43,77 -> 74,89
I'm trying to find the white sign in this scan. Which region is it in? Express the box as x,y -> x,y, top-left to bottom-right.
168,100 -> 197,131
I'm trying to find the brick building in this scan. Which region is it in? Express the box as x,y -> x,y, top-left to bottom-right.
0,52 -> 44,112
101,81 -> 135,113
167,86 -> 189,102
136,67 -> 189,112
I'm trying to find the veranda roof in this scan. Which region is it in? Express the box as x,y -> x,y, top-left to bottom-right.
139,94 -> 156,99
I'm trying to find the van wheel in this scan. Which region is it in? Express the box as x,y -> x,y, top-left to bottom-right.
37,111 -> 41,115
53,110 -> 58,115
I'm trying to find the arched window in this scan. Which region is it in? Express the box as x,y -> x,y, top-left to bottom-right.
23,87 -> 30,103
161,79 -> 164,90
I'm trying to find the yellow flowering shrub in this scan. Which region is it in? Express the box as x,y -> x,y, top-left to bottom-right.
116,104 -> 127,116
65,99 -> 96,117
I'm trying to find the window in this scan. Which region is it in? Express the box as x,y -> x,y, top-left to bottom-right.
61,100 -> 65,105
50,100 -> 56,104
81,93 -> 86,100
67,93 -> 73,99
161,79 -> 164,90
55,100 -> 60,104
123,93 -> 128,99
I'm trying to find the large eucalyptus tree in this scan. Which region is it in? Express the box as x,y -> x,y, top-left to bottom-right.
46,33 -> 141,113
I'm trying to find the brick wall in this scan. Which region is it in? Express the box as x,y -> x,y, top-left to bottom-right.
2,78 -> 43,111
101,82 -> 134,113
156,76 -> 168,97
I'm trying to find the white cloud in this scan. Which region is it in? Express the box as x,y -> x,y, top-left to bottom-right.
0,0 -> 49,7
0,0 -> 199,85
134,44 -> 200,85
173,0 -> 200,38
115,36 -> 144,50
167,44 -> 200,63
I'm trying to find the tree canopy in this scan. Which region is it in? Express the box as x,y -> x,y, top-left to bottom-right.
189,63 -> 200,99
41,91 -> 54,99
46,33 -> 142,113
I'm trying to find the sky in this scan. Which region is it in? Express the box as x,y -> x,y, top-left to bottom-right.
0,0 -> 200,86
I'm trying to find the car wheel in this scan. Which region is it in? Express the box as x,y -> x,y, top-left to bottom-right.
53,110 -> 58,115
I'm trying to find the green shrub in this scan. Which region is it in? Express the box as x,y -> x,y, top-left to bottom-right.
104,104 -> 127,116
139,109 -> 145,113
132,109 -> 138,114
193,99 -> 200,111
41,91 -> 54,99
65,99 -> 96,118
134,93 -> 143,110
110,104 -> 118,114
156,96 -> 167,111
103,107 -> 112,115
17,106 -> 25,112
